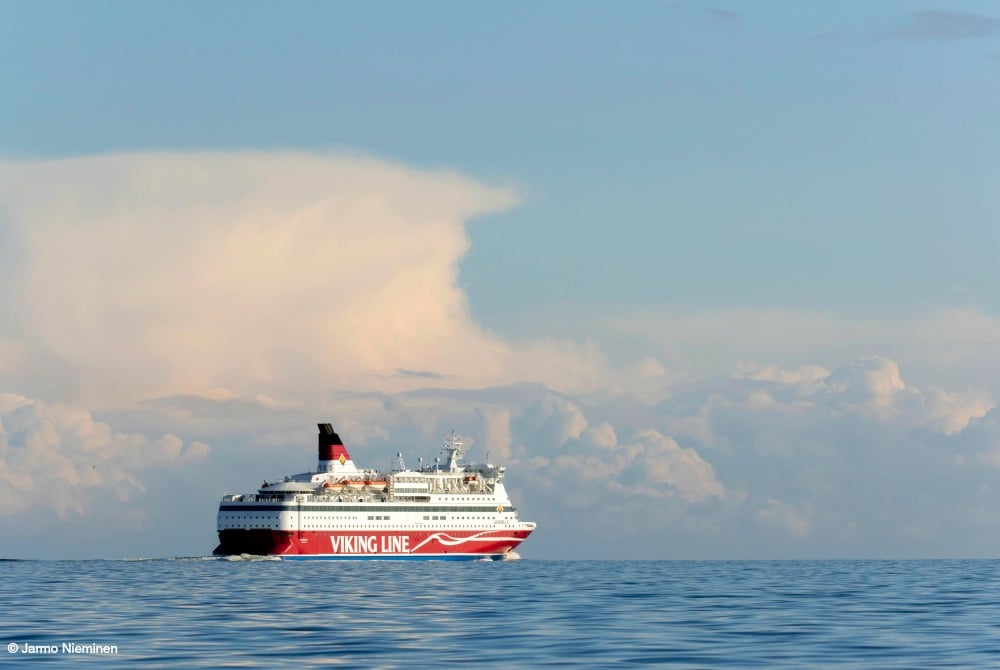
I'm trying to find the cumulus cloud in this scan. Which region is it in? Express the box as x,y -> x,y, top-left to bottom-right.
0,393 -> 208,518
590,307 -> 1000,394
634,356 -> 1000,556
712,356 -> 993,438
613,429 -> 725,503
583,421 -> 617,450
903,386 -> 994,436
480,393 -> 730,513
517,394 -> 589,448
823,356 -> 906,416
814,356 -> 993,434
0,151 -> 606,405
3,349 -> 999,558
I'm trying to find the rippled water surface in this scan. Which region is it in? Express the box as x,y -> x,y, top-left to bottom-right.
2,559 -> 998,667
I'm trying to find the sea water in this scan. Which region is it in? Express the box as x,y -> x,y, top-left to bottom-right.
1,558 -> 998,667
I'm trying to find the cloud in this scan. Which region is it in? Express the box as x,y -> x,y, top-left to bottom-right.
735,362 -> 830,388
754,496 -> 810,538
892,10 -> 1000,41
651,357 -> 1000,556
815,356 -> 993,435
948,408 -> 1000,471
709,356 -> 992,439
587,307 -> 1000,393
0,151 -> 606,405
0,393 -> 208,518
3,350 -> 999,558
517,394 -> 589,448
3,150 -> 1000,559
395,369 -> 448,379
823,356 -> 906,415
475,405 -> 513,462
614,428 -> 725,503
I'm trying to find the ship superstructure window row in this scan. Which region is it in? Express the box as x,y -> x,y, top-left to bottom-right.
221,504 -> 511,513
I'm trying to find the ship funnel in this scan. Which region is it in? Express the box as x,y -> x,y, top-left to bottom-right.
317,423 -> 354,472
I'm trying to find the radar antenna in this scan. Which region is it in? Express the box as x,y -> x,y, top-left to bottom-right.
441,431 -> 465,473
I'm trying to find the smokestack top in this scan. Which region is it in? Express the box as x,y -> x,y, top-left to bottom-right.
317,423 -> 343,445
317,423 -> 350,463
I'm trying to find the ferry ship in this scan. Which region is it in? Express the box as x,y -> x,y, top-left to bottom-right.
214,424 -> 536,560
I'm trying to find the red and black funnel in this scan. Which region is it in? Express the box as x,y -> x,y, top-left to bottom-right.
318,423 -> 351,462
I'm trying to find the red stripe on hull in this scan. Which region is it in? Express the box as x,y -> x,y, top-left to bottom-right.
214,528 -> 533,557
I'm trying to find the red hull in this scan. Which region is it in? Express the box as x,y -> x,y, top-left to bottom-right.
214,528 -> 533,559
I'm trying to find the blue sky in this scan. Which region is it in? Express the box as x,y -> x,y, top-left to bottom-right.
1,1 -> 1000,559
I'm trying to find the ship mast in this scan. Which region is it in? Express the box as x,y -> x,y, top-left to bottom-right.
441,431 -> 465,473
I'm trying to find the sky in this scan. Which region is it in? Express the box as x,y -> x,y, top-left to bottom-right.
1,1 -> 999,559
